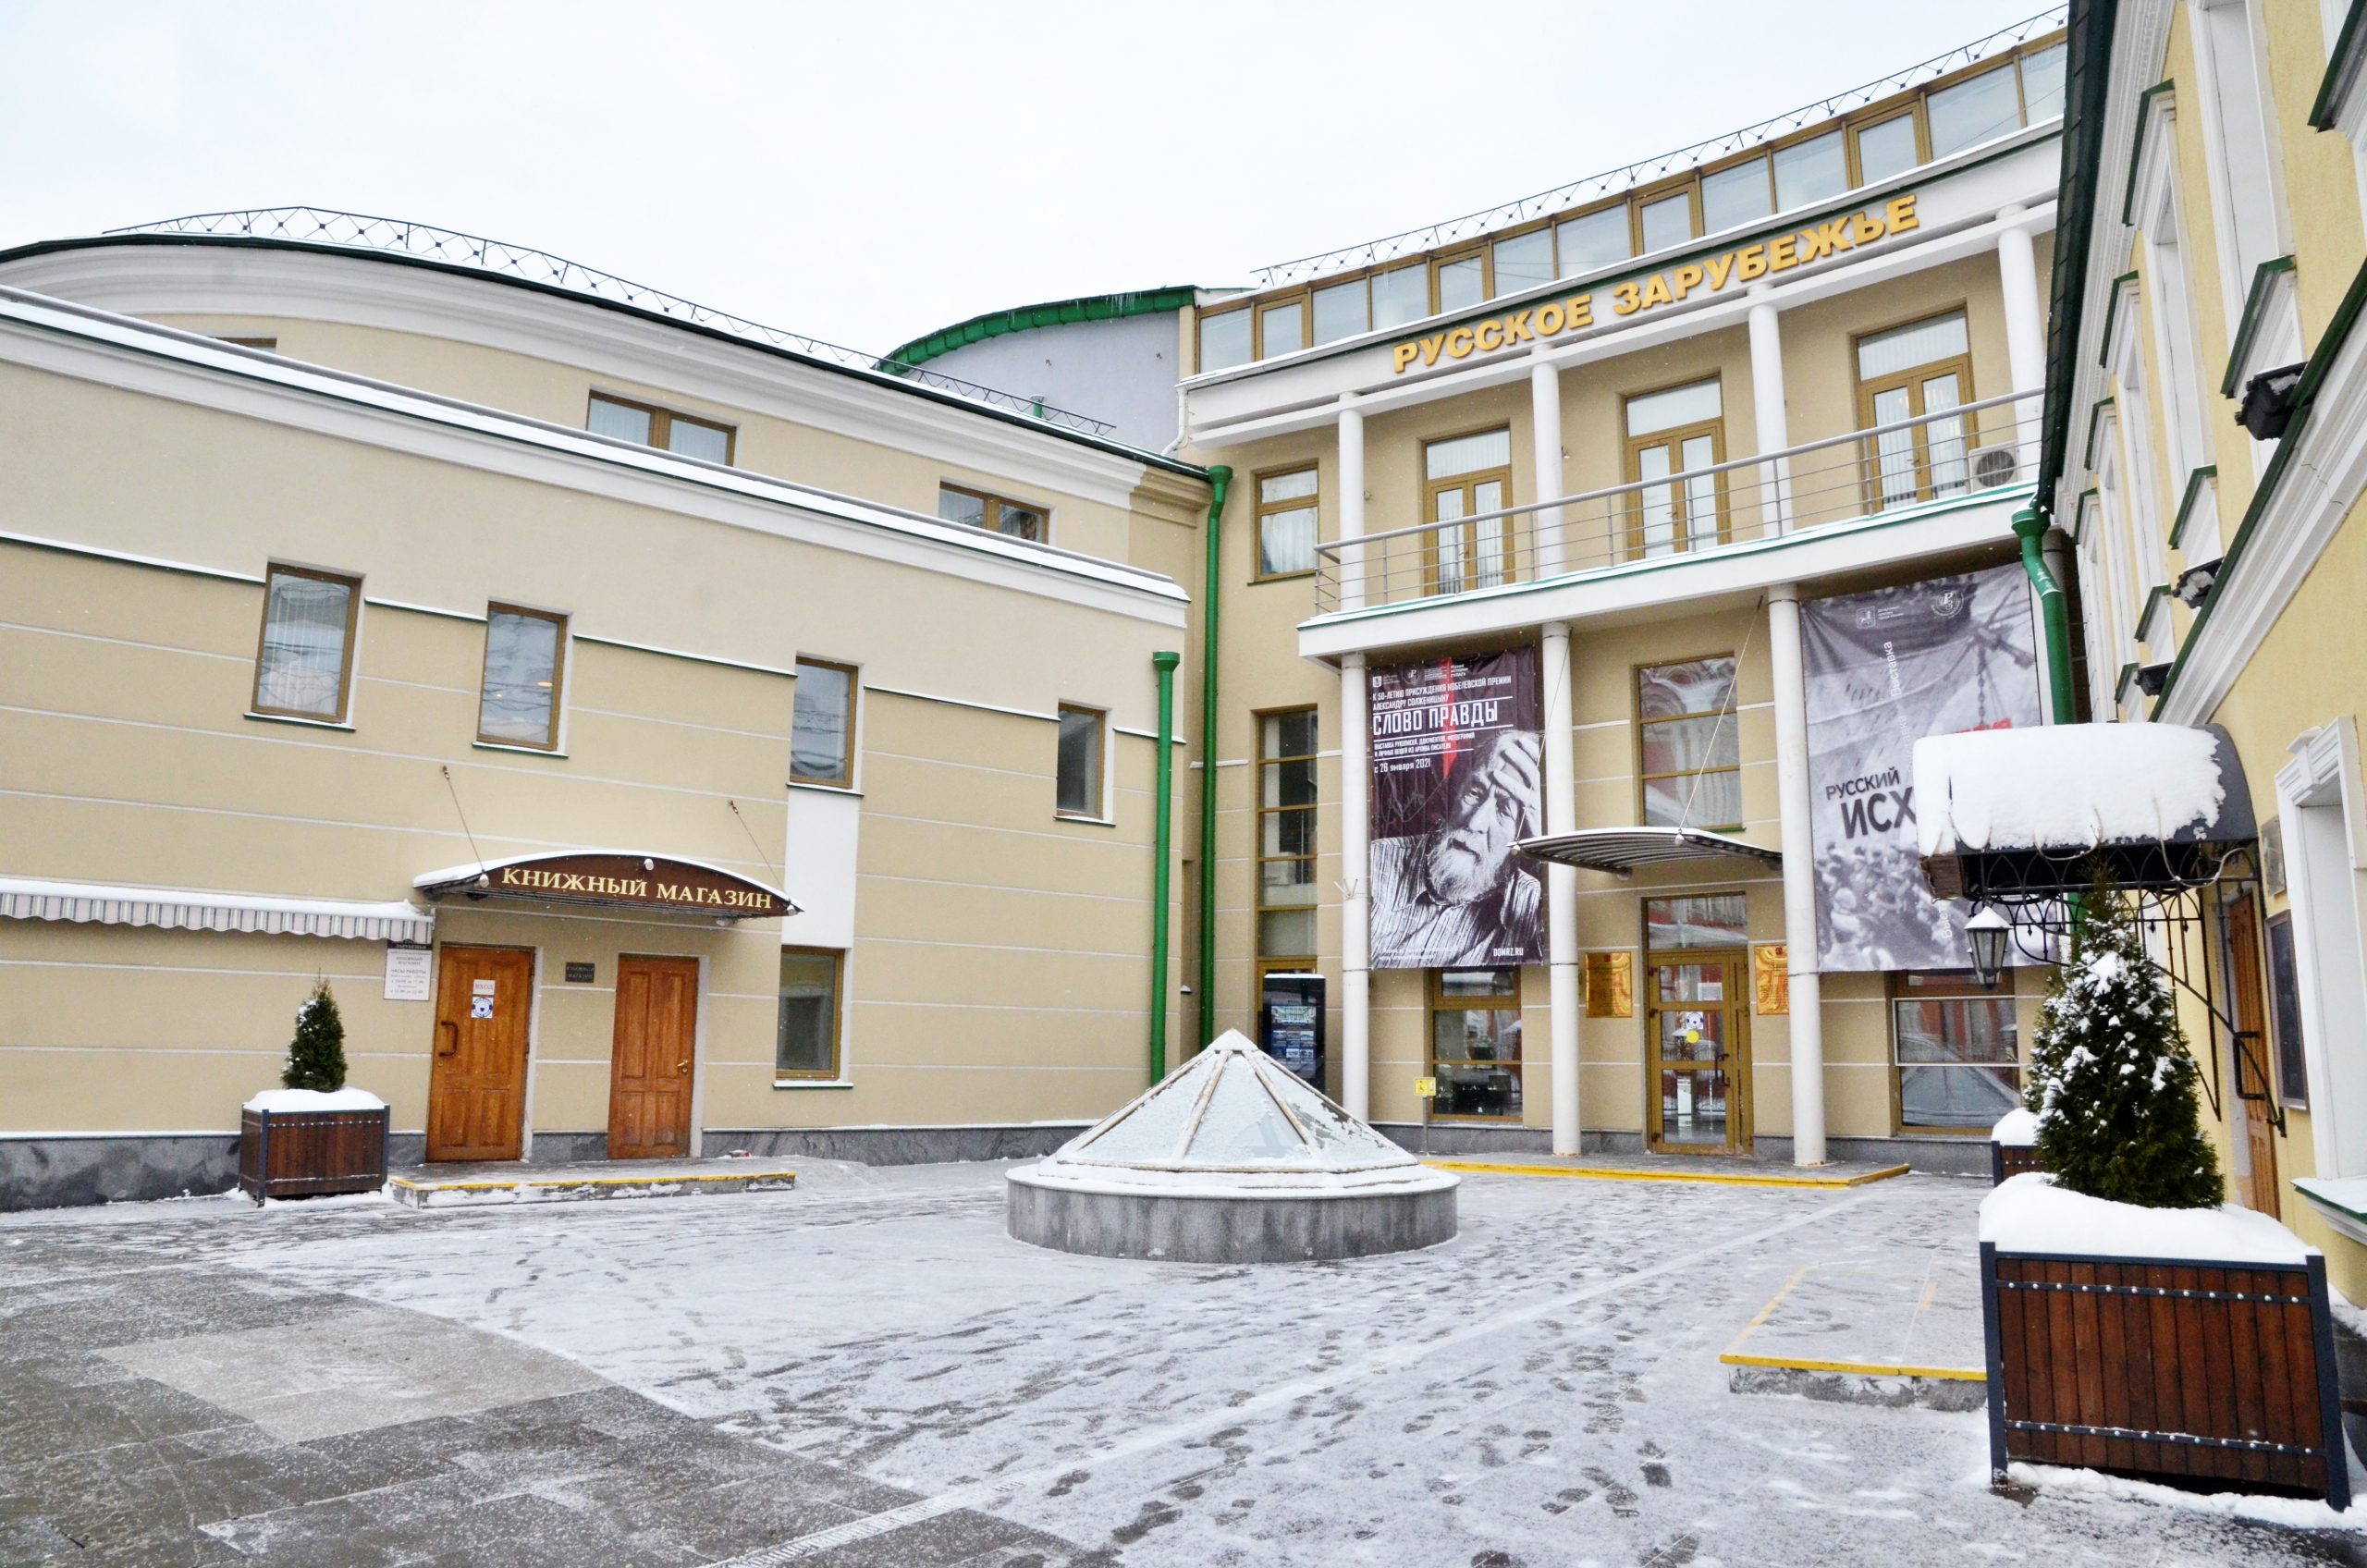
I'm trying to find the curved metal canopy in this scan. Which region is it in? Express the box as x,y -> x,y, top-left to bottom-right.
1515,827 -> 1782,876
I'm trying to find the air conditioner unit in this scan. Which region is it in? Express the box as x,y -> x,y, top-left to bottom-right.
1968,444 -> 2019,490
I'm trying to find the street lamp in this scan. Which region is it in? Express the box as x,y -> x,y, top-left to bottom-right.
1966,905 -> 2010,989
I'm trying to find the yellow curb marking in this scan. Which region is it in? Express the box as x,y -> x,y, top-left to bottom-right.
388,1170 -> 795,1193
1424,1160 -> 1907,1189
1719,1351 -> 1985,1381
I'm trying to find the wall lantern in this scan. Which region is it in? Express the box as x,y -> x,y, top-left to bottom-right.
1966,905 -> 2011,988
2174,557 -> 2222,608
2235,364 -> 2304,442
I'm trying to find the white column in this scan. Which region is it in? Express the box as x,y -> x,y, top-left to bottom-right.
1746,284 -> 1793,534
1541,620 -> 1581,1153
1529,353 -> 1566,577
1337,393 -> 1367,608
1340,651 -> 1371,1120
1767,582 -> 1827,1166
1996,204 -> 2047,476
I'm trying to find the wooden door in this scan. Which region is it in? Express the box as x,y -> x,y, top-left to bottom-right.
1644,952 -> 1751,1153
425,945 -> 533,1162
608,955 -> 698,1159
2226,899 -> 2281,1217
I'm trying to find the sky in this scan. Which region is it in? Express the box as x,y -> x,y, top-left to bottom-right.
2,1 -> 2059,358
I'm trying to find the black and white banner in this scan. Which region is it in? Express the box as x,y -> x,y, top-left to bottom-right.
1801,566 -> 2042,972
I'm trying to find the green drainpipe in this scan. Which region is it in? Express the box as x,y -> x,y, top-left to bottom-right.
1148,650 -> 1181,1083
2014,507 -> 2078,724
1195,466 -> 1234,1056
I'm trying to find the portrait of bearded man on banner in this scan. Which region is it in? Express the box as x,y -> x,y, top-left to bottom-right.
1369,727 -> 1544,968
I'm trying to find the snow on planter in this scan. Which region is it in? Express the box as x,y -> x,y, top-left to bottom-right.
242,1086 -> 387,1113
1914,722 -> 2228,855
1008,1030 -> 1456,1263
1991,1108 -> 2039,1147
1981,1171 -> 2314,1266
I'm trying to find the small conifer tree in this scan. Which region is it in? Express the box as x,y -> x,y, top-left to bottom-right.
282,978 -> 349,1093
2025,879 -> 2223,1209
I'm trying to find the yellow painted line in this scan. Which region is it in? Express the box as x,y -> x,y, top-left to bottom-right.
389,1170 -> 796,1193
1425,1159 -> 1908,1189
1719,1351 -> 1984,1381
1722,1265 -> 1810,1360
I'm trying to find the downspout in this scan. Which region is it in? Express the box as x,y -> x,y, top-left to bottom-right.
2013,507 -> 2078,724
1195,465 -> 1234,1055
1148,650 -> 1181,1083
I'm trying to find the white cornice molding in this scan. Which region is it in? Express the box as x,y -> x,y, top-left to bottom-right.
0,290 -> 1187,631
0,245 -> 1184,513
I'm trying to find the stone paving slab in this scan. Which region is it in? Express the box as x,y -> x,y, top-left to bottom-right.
388,1158 -> 797,1209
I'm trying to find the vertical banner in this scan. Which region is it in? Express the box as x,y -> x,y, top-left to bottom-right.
1801,566 -> 2042,972
1367,648 -> 1545,968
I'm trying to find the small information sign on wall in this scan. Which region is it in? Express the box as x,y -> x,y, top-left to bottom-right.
384,944 -> 432,1002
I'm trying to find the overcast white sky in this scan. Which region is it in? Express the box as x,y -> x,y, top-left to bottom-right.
4,2 -> 2055,356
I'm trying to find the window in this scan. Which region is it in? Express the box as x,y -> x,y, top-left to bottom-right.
1637,189 -> 1697,253
2192,0 -> 2291,328
1429,969 -> 1522,1119
1370,264 -> 1429,330
777,949 -> 842,1079
1854,112 -> 1921,186
1891,972 -> 2020,1131
1257,709 -> 1319,961
1490,228 -> 1555,296
1855,310 -> 1972,509
1256,468 -> 1318,579
1056,704 -> 1105,819
2020,42 -> 2067,122
586,392 -> 733,464
2266,912 -> 2309,1110
1700,156 -> 1772,235
1258,299 -> 1307,358
1644,893 -> 1748,950
1925,66 -> 2023,159
938,484 -> 1047,543
251,565 -> 361,723
1773,131 -> 1847,211
1423,428 -> 1515,594
1624,378 -> 1725,557
476,605 -> 567,750
791,658 -> 856,787
1311,279 -> 1367,344
1556,207 -> 1631,275
1637,658 -> 1741,829
1434,251 -> 1485,314
1199,307 -> 1252,372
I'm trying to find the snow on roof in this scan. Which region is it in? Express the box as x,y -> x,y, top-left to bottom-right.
1914,723 -> 2237,858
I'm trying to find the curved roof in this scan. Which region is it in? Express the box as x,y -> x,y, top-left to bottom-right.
878,286 -> 1201,373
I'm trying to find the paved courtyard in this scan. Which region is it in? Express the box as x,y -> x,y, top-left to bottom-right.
4,1160 -> 2364,1567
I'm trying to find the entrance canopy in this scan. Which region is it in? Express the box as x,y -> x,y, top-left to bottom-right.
1515,827 -> 1782,877
1914,723 -> 2256,898
415,851 -> 797,920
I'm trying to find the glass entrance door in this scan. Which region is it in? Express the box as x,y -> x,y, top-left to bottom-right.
1646,953 -> 1750,1152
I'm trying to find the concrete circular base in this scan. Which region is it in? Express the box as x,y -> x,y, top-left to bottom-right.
1006,1170 -> 1457,1263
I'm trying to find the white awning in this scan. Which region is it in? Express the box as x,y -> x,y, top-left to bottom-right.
0,876 -> 435,943
1515,827 -> 1783,876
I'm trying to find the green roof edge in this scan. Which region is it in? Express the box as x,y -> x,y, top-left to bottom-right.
879,287 -> 1202,374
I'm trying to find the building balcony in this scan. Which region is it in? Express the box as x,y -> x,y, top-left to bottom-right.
1301,389 -> 2040,661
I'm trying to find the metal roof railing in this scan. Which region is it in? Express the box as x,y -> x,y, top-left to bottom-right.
105,207 -> 1119,437
1250,7 -> 2067,288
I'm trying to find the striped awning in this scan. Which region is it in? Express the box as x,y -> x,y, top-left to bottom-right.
0,876 -> 435,943
1515,827 -> 1783,876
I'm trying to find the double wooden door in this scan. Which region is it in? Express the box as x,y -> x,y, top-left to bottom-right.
426,945 -> 533,1162
608,955 -> 698,1159
1644,951 -> 1752,1153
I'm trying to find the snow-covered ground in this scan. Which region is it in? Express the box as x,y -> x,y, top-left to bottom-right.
7,1160 -> 2362,1567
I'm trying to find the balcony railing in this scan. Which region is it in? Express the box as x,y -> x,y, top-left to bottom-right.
1311,389 -> 2041,616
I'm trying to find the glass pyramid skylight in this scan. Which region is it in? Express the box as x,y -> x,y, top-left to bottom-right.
1058,1030 -> 1416,1173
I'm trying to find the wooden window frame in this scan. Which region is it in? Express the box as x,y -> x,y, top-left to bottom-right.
1621,377 -> 1730,558
790,656 -> 859,789
1055,703 -> 1108,822
1699,153 -> 1776,237
938,482 -> 1049,544
250,563 -> 362,725
1252,465 -> 1321,582
1634,655 -> 1743,832
1885,970 -> 2021,1135
1255,297 -> 1309,361
586,391 -> 737,465
1427,968 -> 1524,1123
474,601 -> 570,752
1851,306 -> 1977,511
1420,425 -> 1517,595
1628,176 -> 1703,256
1429,246 -> 1488,316
1846,104 -> 1931,189
775,946 -> 844,1082
1256,707 -> 1319,960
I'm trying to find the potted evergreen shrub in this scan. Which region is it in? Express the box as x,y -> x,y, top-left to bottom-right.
1979,886 -> 2350,1503
238,979 -> 389,1202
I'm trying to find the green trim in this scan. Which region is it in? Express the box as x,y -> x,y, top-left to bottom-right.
1195,466 -> 1233,1052
2114,660 -> 2140,707
2082,396 -> 2116,467
2168,465 -> 2217,551
1147,649 -> 1182,1084
2310,0 -> 2366,129
881,287 -> 1201,373
2119,82 -> 2176,226
2136,582 -> 2172,646
2036,0 -> 2125,501
2017,508 -> 2079,725
2219,255 -> 2298,397
2151,253 -> 2367,717
2095,271 -> 2140,366
2072,485 -> 2098,545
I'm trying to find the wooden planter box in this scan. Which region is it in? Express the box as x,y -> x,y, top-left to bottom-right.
1981,1241 -> 2350,1505
1991,1141 -> 2043,1184
239,1105 -> 388,1203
